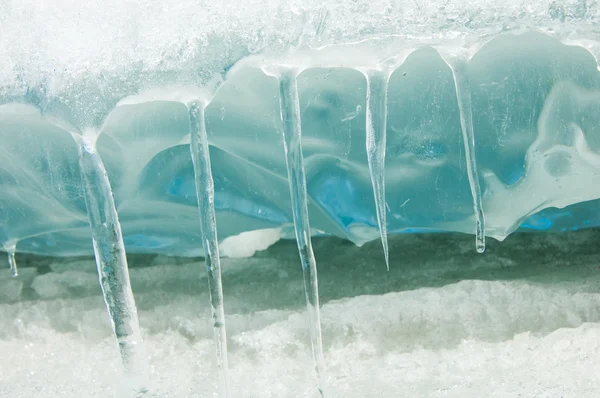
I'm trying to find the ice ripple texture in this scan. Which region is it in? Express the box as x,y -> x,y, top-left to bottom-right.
4,32 -> 600,256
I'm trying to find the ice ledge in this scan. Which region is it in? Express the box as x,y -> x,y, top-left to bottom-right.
2,32 -> 600,256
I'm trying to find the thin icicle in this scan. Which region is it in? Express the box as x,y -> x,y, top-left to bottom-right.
448,58 -> 486,253
6,244 -> 17,277
364,69 -> 390,269
188,102 -> 231,398
277,67 -> 326,396
76,135 -> 148,396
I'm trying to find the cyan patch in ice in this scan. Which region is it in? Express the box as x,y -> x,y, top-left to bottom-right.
3,33 -> 600,256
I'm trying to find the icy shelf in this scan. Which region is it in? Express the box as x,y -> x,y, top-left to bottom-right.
3,32 -> 600,256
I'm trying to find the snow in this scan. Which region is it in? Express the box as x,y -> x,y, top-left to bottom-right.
2,230 -> 600,397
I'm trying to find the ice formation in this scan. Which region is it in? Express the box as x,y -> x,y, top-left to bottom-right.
276,67 -> 325,393
4,231 -> 600,397
75,133 -> 148,395
4,0 -> 600,396
4,31 -> 600,256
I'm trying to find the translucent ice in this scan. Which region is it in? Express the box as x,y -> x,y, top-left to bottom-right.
276,68 -> 326,394
3,1 -> 600,397
5,2 -> 600,397
5,244 -> 17,277
442,53 -> 486,253
188,100 -> 231,396
76,134 -> 149,395
4,31 -> 600,257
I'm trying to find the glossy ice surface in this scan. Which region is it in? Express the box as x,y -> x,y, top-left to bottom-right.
2,1 -> 600,258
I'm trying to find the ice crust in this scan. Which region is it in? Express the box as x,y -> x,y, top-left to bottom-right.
3,3 -> 600,256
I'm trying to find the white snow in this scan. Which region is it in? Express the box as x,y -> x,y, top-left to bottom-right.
220,228 -> 282,258
2,231 -> 600,397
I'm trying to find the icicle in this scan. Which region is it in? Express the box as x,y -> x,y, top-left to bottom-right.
6,243 -> 17,277
364,68 -> 390,270
76,134 -> 148,396
187,102 -> 231,398
277,67 -> 326,396
448,58 -> 486,253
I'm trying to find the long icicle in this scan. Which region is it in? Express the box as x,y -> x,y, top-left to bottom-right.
364,69 -> 390,270
449,58 -> 486,253
277,67 -> 326,396
6,243 -> 17,277
188,102 -> 231,398
76,135 -> 148,396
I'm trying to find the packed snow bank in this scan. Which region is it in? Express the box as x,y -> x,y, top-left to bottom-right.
2,231 -> 600,396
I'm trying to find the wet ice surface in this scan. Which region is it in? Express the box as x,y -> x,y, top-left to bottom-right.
8,32 -> 600,257
3,231 -> 600,397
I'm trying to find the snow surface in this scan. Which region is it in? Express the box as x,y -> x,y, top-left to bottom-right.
6,32 -> 600,257
2,231 -> 600,397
